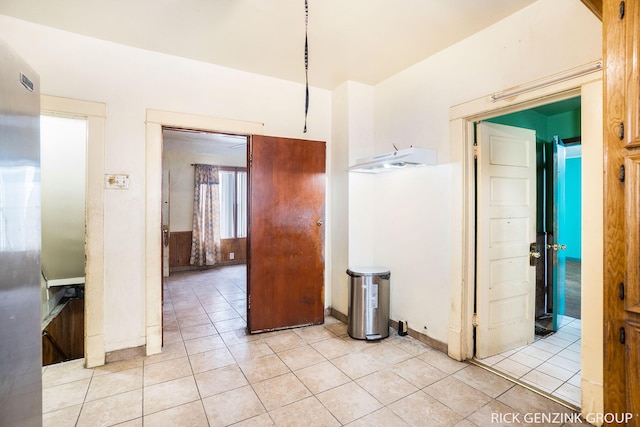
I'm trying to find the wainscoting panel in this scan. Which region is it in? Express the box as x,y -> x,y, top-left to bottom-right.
169,231 -> 192,267
221,238 -> 246,264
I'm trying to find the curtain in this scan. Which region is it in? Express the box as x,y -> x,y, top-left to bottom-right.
190,164 -> 221,266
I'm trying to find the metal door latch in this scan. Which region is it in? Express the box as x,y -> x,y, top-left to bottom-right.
529,243 -> 541,266
546,243 -> 567,251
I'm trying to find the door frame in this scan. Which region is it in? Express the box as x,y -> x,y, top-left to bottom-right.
447,65 -> 603,414
144,109 -> 263,355
41,95 -> 107,368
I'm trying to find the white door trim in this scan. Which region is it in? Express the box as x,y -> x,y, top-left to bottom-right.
41,95 -> 107,368
144,109 -> 263,356
447,65 -> 603,415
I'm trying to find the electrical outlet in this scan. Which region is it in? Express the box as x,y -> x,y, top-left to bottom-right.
229,252 -> 235,260
105,174 -> 130,189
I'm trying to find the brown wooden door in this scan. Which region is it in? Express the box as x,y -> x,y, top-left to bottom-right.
246,135 -> 326,333
603,0 -> 640,422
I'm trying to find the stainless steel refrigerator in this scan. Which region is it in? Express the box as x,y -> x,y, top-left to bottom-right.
0,38 -> 43,426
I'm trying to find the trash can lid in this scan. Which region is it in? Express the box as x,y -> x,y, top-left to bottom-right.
347,266 -> 390,276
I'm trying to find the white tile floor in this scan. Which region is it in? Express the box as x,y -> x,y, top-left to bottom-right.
476,315 -> 581,408
41,266 -> 586,426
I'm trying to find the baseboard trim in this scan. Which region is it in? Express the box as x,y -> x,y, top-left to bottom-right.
329,307 -> 348,324
105,345 -> 145,363
329,308 -> 448,354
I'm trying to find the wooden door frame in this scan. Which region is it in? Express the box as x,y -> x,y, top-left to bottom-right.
448,66 -> 603,414
41,95 -> 106,368
144,109 -> 263,355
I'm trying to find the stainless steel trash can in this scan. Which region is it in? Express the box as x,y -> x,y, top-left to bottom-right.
347,267 -> 390,340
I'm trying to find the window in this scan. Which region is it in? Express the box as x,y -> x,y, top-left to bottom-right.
219,168 -> 247,238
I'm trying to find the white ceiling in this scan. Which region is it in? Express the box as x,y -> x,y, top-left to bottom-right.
0,0 -> 537,89
163,129 -> 247,157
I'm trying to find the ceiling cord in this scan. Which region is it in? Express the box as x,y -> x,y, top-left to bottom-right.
304,0 -> 309,133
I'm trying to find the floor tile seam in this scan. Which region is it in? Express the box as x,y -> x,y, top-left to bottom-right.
494,375 -> 580,412
184,344 -> 228,357
532,363 -> 579,382
546,377 -> 579,396
541,337 -> 580,350
142,358 -> 194,390
353,377 -> 417,408
142,395 -> 202,419
245,374 -> 298,415
326,359 -> 387,382
72,372 -> 103,426
236,354 -> 290,384
316,381 -> 386,425
227,342 -> 273,366
459,414 -> 482,427
505,353 -> 546,370
188,360 -> 212,414
425,373 -> 495,402
384,388 -> 446,425
82,382 -> 145,406
417,356 -> 468,376
41,394 -> 84,422
43,368 -> 94,400
265,396 -> 341,427
268,343 -> 316,359
41,372 -> 95,392
421,381 -> 492,419
142,341 -> 188,367
195,377 -> 248,401
523,371 -> 573,389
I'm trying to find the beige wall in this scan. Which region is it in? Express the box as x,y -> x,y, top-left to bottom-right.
0,14 -> 332,352
367,0 -> 601,344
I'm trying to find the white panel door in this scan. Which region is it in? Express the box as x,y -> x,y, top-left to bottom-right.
476,122 -> 537,359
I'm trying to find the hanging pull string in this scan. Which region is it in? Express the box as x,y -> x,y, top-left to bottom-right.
304,0 -> 309,133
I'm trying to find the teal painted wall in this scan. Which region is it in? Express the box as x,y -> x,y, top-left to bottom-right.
564,157 -> 582,260
485,100 -> 582,261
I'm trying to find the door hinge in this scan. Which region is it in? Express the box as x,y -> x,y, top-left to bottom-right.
620,326 -> 626,344
472,313 -> 479,327
620,1 -> 626,19
619,122 -> 625,140
619,282 -> 625,300
473,145 -> 479,159
248,294 -> 251,310
619,164 -> 625,182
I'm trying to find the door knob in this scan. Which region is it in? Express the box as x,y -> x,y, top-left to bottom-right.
529,242 -> 540,266
162,225 -> 169,247
546,244 -> 567,251
316,219 -> 323,226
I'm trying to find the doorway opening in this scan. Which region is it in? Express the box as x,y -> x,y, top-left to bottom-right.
40,114 -> 87,366
160,128 -> 249,336
472,97 -> 582,408
161,128 -> 248,274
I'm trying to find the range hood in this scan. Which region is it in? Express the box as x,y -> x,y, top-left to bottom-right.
348,147 -> 437,173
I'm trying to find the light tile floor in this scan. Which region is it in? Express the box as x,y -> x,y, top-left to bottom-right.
476,316 -> 582,408
42,265 -> 587,426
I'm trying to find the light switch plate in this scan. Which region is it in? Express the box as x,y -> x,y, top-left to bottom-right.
105,174 -> 130,189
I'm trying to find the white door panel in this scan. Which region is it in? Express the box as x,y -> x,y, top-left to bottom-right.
476,122 -> 537,358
